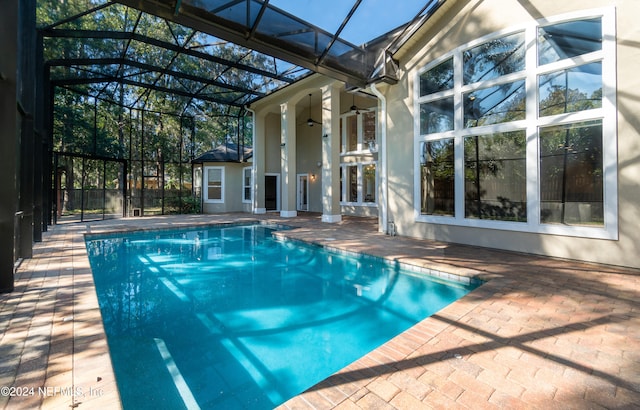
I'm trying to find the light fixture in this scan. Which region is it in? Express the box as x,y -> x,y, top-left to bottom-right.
310,174 -> 316,181
346,92 -> 370,115
350,93 -> 360,115
304,93 -> 321,127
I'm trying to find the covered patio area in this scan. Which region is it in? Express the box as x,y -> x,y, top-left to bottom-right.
1,214 -> 638,409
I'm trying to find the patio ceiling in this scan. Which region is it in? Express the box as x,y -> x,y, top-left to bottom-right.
40,0 -> 445,116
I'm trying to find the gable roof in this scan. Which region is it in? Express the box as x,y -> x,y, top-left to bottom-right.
192,142 -> 252,164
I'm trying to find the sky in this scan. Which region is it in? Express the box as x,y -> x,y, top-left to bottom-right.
269,0 -> 432,45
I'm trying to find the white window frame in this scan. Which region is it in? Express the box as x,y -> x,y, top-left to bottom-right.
340,110 -> 378,154
413,7 -> 617,240
242,166 -> 252,204
204,166 -> 224,203
340,161 -> 378,207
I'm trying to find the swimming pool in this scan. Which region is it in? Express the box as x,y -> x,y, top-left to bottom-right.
86,223 -> 478,409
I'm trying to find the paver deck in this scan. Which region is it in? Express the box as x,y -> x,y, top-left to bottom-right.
1,214 -> 639,409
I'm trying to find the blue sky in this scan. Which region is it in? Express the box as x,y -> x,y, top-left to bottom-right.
270,0 -> 430,45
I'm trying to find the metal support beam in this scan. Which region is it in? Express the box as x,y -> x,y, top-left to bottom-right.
41,28 -> 295,85
0,0 -> 18,292
18,0 -> 37,258
113,0 -> 369,87
51,77 -> 243,107
47,57 -> 266,98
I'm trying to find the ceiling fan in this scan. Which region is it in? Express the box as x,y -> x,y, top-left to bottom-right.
344,92 -> 370,115
301,93 -> 321,127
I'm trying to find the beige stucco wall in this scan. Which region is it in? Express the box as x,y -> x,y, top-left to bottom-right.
254,75 -> 383,218
201,162 -> 251,213
382,0 -> 640,269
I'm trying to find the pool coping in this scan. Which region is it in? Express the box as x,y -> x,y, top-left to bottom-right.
3,214 -> 639,409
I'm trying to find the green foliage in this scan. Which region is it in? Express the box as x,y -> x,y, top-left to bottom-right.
42,0 -> 264,217
164,195 -> 201,214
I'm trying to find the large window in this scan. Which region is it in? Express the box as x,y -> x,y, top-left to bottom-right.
414,9 -> 616,239
242,167 -> 252,203
204,166 -> 224,203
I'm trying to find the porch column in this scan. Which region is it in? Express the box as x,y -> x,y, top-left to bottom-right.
251,109 -> 266,214
321,84 -> 342,223
280,101 -> 297,217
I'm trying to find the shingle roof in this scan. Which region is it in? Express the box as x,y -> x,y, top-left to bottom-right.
191,143 -> 252,164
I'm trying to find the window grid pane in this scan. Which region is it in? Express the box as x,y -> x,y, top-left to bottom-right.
464,131 -> 527,221
363,164 -> 376,202
539,120 -> 603,226
420,57 -> 454,96
420,97 -> 454,134
538,18 -> 602,65
347,166 -> 358,202
463,32 -> 525,85
420,139 -> 455,216
464,80 -> 525,128
539,62 -> 602,117
346,116 -> 357,151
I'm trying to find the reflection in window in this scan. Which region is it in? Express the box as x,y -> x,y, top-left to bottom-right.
538,18 -> 602,65
540,120 -> 603,225
363,164 -> 376,202
363,111 -> 376,148
420,58 -> 454,96
243,167 -> 251,202
346,116 -> 357,151
464,32 -> 525,85
420,97 -> 454,134
347,165 -> 358,202
464,81 -> 525,127
464,131 -> 526,221
539,62 -> 602,117
420,139 -> 455,216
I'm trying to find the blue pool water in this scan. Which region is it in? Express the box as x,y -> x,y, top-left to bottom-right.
85,224 -> 477,409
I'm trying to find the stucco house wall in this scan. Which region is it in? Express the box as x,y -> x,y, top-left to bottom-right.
201,162 -> 252,214
381,0 -> 640,268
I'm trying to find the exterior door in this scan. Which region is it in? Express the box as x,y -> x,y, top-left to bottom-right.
265,174 -> 279,211
297,174 -> 309,211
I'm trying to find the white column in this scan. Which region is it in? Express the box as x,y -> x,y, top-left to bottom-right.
321,84 -> 342,223
250,108 -> 266,214
280,101 -> 297,217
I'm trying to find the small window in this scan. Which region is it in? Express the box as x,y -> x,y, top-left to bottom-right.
464,131 -> 527,221
204,167 -> 224,203
464,80 -> 526,127
363,164 -> 376,203
463,32 -> 525,85
242,167 -> 252,203
347,165 -> 358,202
538,18 -> 602,65
539,62 -> 602,117
420,97 -> 454,134
420,139 -> 455,216
539,120 -> 603,226
420,57 -> 454,96
363,111 -> 376,148
346,116 -> 358,152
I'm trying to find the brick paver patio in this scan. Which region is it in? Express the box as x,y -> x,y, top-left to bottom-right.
1,214 -> 639,409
